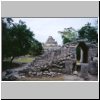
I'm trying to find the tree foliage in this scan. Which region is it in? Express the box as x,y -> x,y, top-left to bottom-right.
62,36 -> 71,44
29,39 -> 43,56
58,27 -> 78,44
78,23 -> 98,42
2,18 -> 13,60
2,18 -> 43,64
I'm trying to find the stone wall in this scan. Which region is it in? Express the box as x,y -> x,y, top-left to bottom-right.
2,41 -> 98,81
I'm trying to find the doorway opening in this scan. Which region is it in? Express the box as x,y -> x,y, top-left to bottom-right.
73,42 -> 88,73
76,42 -> 88,63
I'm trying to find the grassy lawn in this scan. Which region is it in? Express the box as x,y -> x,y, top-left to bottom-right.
13,56 -> 34,63
2,56 -> 34,71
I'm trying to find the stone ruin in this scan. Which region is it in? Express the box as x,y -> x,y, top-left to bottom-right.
42,36 -> 61,51
2,37 -> 98,81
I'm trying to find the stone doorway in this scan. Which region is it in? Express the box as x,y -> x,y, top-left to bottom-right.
72,42 -> 88,74
76,42 -> 88,63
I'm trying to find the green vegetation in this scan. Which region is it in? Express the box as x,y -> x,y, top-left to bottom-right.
58,27 -> 78,44
2,56 -> 34,71
2,18 -> 43,66
29,39 -> 43,56
59,21 -> 98,44
78,23 -> 98,42
13,57 -> 34,63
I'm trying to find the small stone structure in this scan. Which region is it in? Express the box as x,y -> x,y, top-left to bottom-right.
2,37 -> 98,81
42,36 -> 61,51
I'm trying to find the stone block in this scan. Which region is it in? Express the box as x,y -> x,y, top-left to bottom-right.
88,61 -> 98,75
65,61 -> 72,74
80,63 -> 89,80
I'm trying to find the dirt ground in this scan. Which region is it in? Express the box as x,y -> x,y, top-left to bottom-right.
17,74 -> 98,81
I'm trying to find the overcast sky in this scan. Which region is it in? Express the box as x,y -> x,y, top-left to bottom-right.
12,18 -> 98,45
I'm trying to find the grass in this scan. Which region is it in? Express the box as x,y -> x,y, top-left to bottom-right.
2,56 -> 34,71
13,57 -> 34,63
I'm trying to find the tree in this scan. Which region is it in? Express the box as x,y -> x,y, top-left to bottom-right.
58,27 -> 78,44
62,36 -> 71,44
2,18 -> 43,66
29,39 -> 43,56
9,20 -> 35,64
2,18 -> 14,60
78,23 -> 98,42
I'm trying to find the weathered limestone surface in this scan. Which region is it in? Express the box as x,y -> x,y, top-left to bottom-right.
80,63 -> 89,80
88,61 -> 98,75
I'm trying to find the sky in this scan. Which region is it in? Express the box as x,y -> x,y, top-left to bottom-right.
12,18 -> 98,45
